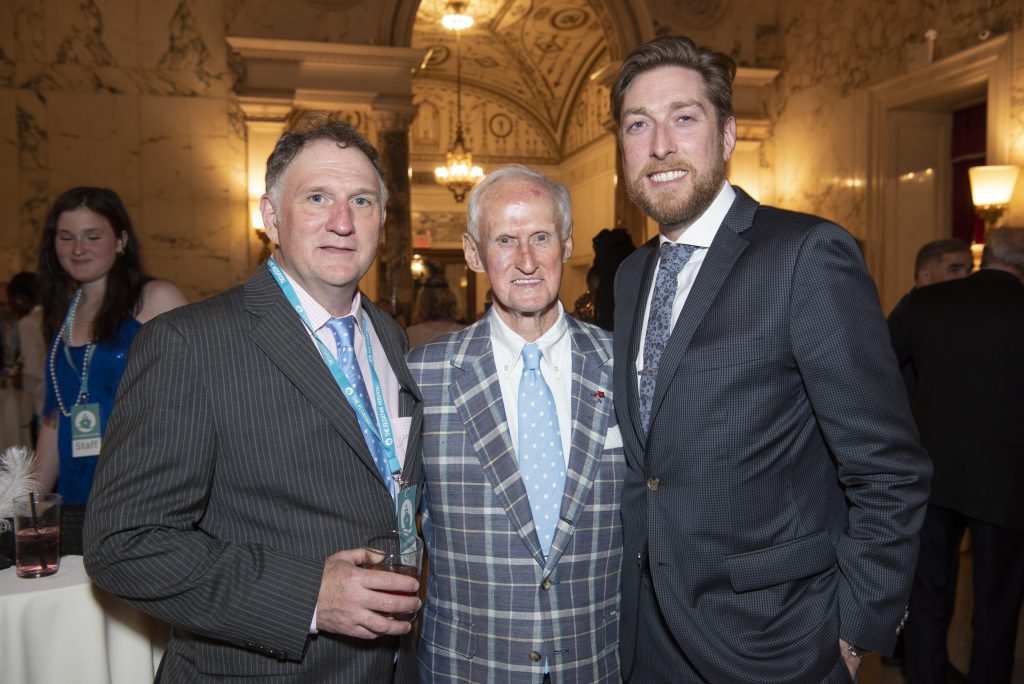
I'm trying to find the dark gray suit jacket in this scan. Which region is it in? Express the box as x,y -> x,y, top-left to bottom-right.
613,187 -> 931,682
84,264 -> 423,683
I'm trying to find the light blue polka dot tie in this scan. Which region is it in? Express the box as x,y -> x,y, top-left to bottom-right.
325,316 -> 392,490
518,342 -> 566,556
640,242 -> 698,434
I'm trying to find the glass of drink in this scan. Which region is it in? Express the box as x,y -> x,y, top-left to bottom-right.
14,493 -> 61,578
361,530 -> 423,621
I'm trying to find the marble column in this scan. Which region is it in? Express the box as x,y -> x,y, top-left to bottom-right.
372,103 -> 418,324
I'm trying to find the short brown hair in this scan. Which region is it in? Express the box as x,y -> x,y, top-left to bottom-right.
264,112 -> 388,207
914,238 -> 971,277
611,36 -> 736,128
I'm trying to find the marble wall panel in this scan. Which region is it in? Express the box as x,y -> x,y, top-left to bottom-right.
0,3 -> 15,82
0,85 -> 22,274
140,135 -> 193,201
15,89 -> 49,276
645,0 -> 776,68
41,0 -> 117,67
225,0 -> 378,45
0,88 -> 19,231
772,89 -> 870,237
150,0 -> 229,96
14,1 -> 47,64
45,91 -> 141,204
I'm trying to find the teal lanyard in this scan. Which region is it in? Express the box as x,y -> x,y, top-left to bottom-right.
266,257 -> 402,484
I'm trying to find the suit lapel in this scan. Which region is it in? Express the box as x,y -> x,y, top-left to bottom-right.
448,320 -> 546,565
244,266 -> 388,491
646,189 -> 758,436
545,318 -> 614,571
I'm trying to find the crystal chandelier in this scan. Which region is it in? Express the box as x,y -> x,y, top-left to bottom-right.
434,2 -> 483,203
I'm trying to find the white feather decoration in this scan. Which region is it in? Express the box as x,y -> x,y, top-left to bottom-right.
0,446 -> 39,531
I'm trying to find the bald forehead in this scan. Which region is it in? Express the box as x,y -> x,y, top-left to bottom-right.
480,179 -> 555,220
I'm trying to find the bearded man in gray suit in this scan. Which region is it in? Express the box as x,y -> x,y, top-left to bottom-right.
84,117 -> 423,683
611,36 -> 932,682
408,165 -> 624,683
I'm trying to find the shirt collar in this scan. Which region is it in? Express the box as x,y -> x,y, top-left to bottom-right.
659,181 -> 736,248
280,267 -> 362,331
489,302 -> 568,375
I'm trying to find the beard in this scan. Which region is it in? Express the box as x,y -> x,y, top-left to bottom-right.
626,148 -> 727,230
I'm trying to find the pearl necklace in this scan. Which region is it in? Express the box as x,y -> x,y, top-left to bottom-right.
48,289 -> 97,418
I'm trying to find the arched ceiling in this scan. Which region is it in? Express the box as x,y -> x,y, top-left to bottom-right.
411,0 -> 617,155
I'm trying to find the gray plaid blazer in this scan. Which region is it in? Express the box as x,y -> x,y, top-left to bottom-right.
408,315 -> 624,683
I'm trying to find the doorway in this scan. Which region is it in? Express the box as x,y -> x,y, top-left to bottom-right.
868,34 -> 1013,313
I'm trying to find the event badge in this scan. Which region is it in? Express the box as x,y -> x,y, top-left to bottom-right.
71,402 -> 101,458
397,484 -> 418,551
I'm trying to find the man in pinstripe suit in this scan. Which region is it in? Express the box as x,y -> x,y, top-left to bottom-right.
84,118 -> 423,683
611,37 -> 932,682
408,165 -> 624,683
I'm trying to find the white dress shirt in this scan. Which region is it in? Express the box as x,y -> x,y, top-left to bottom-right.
489,304 -> 573,467
635,182 -> 737,375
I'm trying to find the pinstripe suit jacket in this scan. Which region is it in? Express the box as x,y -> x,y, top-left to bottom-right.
408,315 -> 624,683
83,264 -> 423,683
613,188 -> 932,682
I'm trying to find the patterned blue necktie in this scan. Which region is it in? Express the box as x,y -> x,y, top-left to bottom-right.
518,343 -> 566,556
325,316 -> 392,488
640,242 -> 699,433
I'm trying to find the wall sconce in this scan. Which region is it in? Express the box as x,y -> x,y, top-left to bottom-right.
411,254 -> 426,279
968,165 -> 1020,241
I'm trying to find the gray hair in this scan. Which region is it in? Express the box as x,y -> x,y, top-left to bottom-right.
265,114 -> 388,210
466,164 -> 572,242
982,227 -> 1024,276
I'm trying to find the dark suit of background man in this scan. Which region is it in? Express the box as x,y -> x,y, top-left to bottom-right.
609,36 -> 932,683
84,117 -> 424,683
888,238 -> 974,396
890,227 -> 1024,684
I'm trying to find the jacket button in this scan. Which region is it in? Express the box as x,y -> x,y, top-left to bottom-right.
541,577 -> 553,591
647,476 -> 660,491
636,552 -> 642,566
529,650 -> 542,663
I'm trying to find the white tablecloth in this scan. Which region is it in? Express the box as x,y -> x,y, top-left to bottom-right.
0,387 -> 33,452
0,555 -> 168,683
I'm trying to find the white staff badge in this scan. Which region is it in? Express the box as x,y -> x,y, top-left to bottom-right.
71,403 -> 102,458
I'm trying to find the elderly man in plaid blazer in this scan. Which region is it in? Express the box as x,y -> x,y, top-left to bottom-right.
407,165 -> 624,683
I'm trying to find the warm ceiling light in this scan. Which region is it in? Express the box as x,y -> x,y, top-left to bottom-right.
441,1 -> 474,31
433,27 -> 484,202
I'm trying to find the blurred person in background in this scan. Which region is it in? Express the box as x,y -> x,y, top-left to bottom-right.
35,186 -> 187,505
890,228 -> 1024,684
7,272 -> 45,442
406,272 -> 465,348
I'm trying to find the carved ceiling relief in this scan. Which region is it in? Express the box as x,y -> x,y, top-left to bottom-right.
412,0 -> 614,164
562,61 -> 612,156
411,83 -> 559,164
